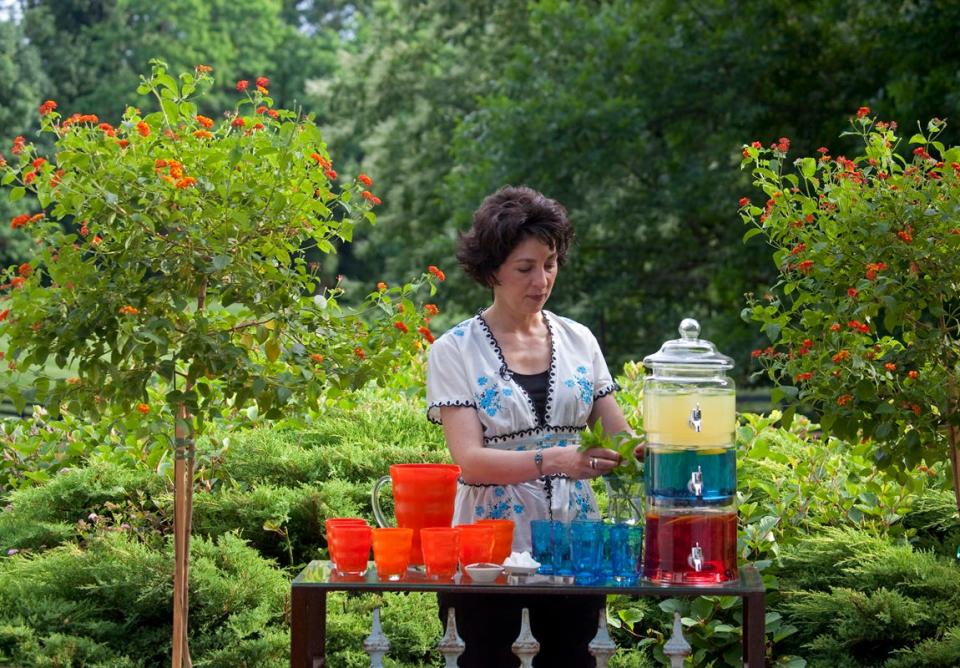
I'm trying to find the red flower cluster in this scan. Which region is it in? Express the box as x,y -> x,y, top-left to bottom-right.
847,287 -> 858,298
99,122 -> 116,137
38,100 -> 57,116
61,114 -> 99,129
393,321 -> 409,334
361,190 -> 382,205
908,370 -> 919,380
175,176 -> 197,189
236,80 -> 249,92
10,213 -> 43,229
847,320 -> 869,334
136,121 -> 150,137
856,106 -> 871,119
377,282 -> 387,291
196,115 -> 214,129
832,350 -> 851,364
18,263 -> 32,278
794,372 -> 813,382
738,197 -> 750,208
837,394 -> 853,406
425,304 -> 439,316
256,76 -> 269,89
193,130 -> 212,140
884,362 -> 897,371
309,353 -> 324,363
358,173 -> 373,187
792,259 -> 814,274
418,326 -> 435,344
118,305 -> 139,315
0,308 -> 9,322
310,152 -> 332,169
772,137 -> 790,153
428,266 -> 446,281
897,227 -> 913,243
195,64 -> 213,74
231,117 -> 245,128
136,403 -> 150,414
789,243 -> 806,256
12,136 -> 25,154
865,262 -> 888,281
354,346 -> 365,359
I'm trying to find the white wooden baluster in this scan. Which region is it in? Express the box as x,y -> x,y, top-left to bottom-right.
588,608 -> 617,667
437,607 -> 466,667
511,607 -> 540,668
363,606 -> 390,668
663,611 -> 692,668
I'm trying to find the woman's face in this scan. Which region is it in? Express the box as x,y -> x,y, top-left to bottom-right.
491,236 -> 558,314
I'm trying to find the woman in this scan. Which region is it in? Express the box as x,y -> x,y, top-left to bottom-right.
426,185 -> 634,667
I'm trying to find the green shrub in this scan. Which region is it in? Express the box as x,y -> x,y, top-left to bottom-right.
776,527 -> 960,667
0,531 -> 289,667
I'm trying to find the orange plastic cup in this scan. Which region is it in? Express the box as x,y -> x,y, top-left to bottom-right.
476,519 -> 515,564
420,527 -> 460,579
332,524 -> 372,575
371,528 -> 414,580
455,524 -> 495,567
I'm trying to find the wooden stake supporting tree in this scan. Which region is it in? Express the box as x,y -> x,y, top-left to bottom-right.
0,61 -> 441,667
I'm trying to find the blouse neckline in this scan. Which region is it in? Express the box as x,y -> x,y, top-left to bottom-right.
474,308 -> 558,426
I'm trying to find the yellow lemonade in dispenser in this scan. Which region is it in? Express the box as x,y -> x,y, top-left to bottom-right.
644,389 -> 736,447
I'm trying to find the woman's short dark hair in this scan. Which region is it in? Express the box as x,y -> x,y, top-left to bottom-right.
457,185 -> 574,287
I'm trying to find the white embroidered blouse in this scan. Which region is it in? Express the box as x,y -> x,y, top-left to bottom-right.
426,309 -> 619,551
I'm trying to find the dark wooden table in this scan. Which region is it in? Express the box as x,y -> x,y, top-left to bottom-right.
291,561 -> 766,667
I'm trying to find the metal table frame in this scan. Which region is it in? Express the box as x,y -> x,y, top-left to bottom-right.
291,561 -> 766,667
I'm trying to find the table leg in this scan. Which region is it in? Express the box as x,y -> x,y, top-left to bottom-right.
742,592 -> 765,668
291,588 -> 327,668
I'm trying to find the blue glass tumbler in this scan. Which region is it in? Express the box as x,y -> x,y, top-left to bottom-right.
550,520 -> 574,577
610,522 -> 644,585
530,519 -> 553,575
570,520 -> 603,584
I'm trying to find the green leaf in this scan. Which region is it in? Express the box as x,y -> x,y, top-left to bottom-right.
908,133 -> 926,145
8,186 -> 25,202
160,98 -> 180,123
265,338 -> 281,362
743,227 -> 764,242
799,157 -> 816,178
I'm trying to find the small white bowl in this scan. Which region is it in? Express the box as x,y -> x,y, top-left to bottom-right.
503,563 -> 539,577
464,562 -> 504,583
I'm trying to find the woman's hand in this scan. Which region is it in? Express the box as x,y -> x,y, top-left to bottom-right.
548,445 -> 621,479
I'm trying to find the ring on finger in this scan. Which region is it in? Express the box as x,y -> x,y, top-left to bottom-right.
590,457 -> 597,470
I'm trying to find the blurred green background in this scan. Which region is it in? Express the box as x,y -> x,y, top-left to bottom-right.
3,0 -> 959,382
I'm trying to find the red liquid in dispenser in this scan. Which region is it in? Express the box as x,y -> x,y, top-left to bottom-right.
642,509 -> 737,585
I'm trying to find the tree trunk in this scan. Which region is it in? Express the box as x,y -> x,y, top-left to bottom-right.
172,403 -> 194,668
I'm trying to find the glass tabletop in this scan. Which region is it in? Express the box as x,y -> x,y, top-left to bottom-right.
292,561 -> 764,596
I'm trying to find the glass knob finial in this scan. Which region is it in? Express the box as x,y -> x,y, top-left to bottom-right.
679,318 -> 700,340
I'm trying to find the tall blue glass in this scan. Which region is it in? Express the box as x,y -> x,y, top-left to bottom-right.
610,522 -> 644,585
550,520 -> 573,577
530,519 -> 553,575
570,520 -> 603,584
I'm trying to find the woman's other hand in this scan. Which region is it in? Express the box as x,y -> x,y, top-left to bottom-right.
549,446 -> 621,479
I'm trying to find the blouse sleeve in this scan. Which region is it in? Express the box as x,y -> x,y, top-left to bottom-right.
426,333 -> 477,424
590,331 -> 619,400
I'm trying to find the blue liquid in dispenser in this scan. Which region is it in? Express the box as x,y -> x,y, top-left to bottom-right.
644,445 -> 736,506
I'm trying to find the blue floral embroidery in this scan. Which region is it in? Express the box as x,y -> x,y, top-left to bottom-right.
513,503 -> 525,515
502,388 -> 513,397
453,325 -> 466,337
565,367 -> 594,406
475,505 -> 485,517
494,486 -> 505,497
572,481 -> 594,518
475,376 -> 504,416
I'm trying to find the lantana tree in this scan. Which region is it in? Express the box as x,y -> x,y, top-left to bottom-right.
740,109 -> 960,516
0,61 -> 442,667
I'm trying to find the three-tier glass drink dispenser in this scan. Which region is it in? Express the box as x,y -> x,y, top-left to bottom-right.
641,318 -> 738,585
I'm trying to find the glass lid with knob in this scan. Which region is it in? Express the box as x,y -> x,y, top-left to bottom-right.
642,318 -> 734,373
